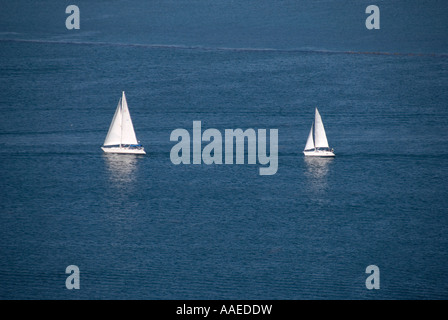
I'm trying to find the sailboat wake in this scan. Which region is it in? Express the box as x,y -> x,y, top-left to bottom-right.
1,38 -> 447,58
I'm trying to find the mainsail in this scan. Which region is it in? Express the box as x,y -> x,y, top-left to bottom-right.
103,92 -> 138,146
313,108 -> 329,149
119,92 -> 138,145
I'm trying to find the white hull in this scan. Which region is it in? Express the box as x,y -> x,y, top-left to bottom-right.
101,146 -> 146,155
303,149 -> 335,157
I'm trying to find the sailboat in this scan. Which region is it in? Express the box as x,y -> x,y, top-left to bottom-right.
101,91 -> 146,155
303,108 -> 335,157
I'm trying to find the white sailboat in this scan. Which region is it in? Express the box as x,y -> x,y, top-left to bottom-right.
101,91 -> 146,155
303,108 -> 335,157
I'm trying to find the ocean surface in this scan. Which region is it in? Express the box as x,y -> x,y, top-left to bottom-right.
1,0 -> 447,299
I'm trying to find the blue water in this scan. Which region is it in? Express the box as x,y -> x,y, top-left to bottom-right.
1,1 -> 447,299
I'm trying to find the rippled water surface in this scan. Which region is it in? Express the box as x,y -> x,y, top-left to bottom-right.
1,1 -> 447,299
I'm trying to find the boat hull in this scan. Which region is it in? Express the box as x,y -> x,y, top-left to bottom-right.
101,146 -> 146,155
303,149 -> 335,157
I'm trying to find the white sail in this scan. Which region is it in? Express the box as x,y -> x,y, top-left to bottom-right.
314,108 -> 329,149
304,123 -> 315,150
103,92 -> 138,146
103,98 -> 123,146
119,92 -> 138,145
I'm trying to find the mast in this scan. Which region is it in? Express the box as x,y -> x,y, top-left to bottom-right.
120,91 -> 124,147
